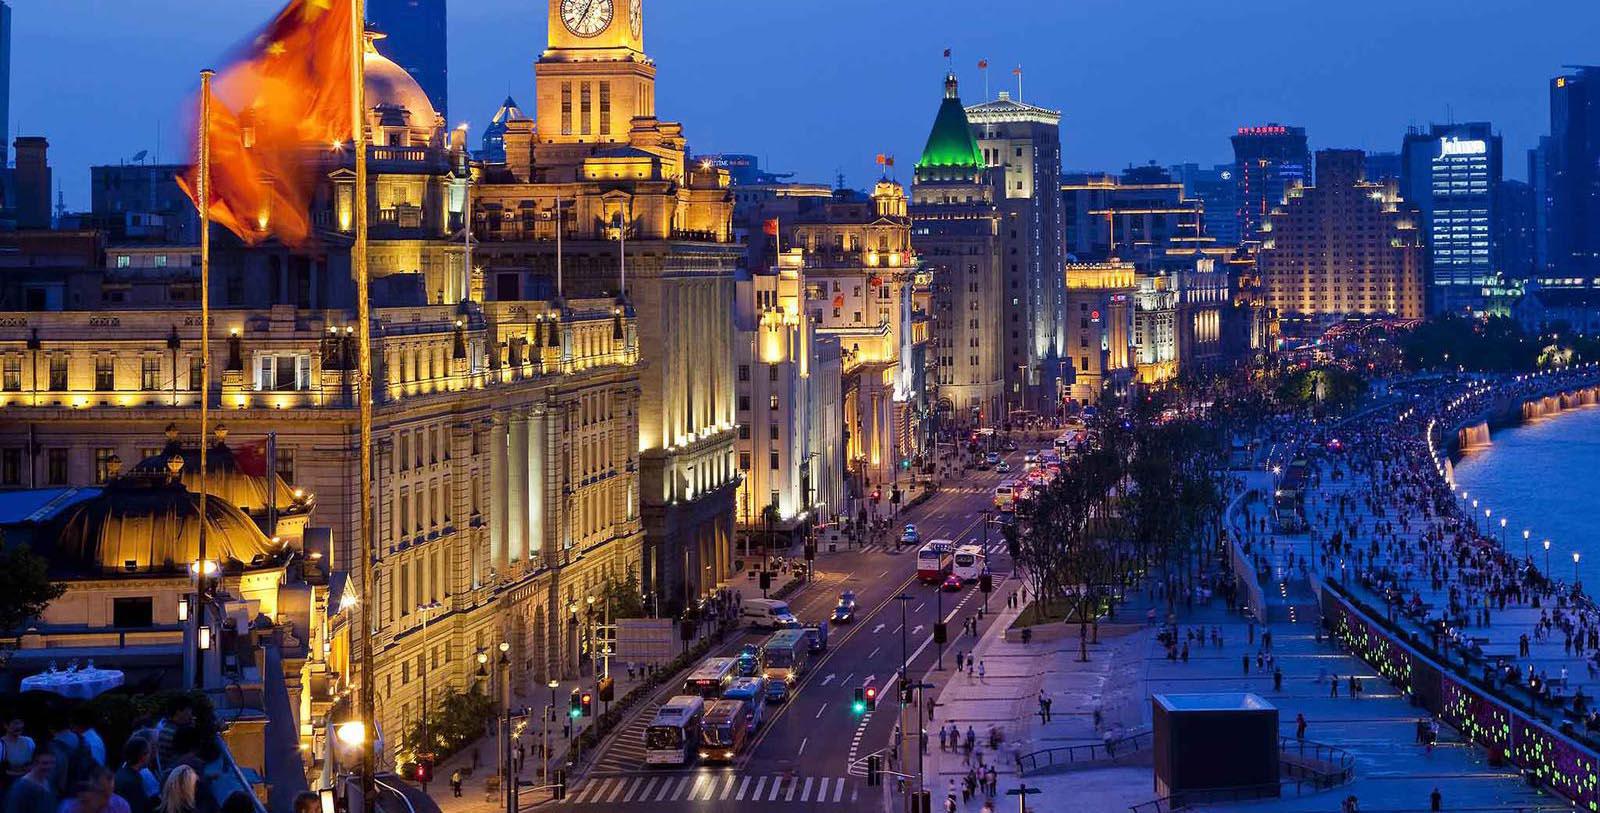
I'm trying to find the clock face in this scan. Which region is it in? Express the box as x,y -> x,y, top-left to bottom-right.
560,0 -> 614,38
629,0 -> 642,40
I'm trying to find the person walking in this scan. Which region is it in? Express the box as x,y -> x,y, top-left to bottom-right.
977,661 -> 986,682
449,768 -> 463,798
1430,787 -> 1442,811
1295,712 -> 1307,741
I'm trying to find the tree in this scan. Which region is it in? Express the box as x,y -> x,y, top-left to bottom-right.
0,541 -> 64,633
396,688 -> 498,765
599,570 -> 647,620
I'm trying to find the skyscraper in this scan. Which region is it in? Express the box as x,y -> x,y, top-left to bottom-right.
967,90 -> 1065,415
1170,163 -> 1239,246
1258,149 -> 1425,327
1547,67 -> 1600,288
1232,124 -> 1311,243
1400,123 -> 1502,315
913,73 -> 1003,426
367,0 -> 447,122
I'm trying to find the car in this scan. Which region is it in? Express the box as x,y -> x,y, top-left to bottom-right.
1002,441 -> 1018,452
900,524 -> 920,545
838,590 -> 858,610
995,461 -> 1012,473
831,603 -> 854,624
941,574 -> 963,592
984,451 -> 1000,465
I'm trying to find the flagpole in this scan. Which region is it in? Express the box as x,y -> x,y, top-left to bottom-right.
195,67 -> 214,691
555,195 -> 563,298
350,2 -> 377,812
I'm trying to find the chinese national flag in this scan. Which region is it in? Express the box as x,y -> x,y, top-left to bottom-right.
232,439 -> 271,478
763,218 -> 779,237
177,0 -> 357,247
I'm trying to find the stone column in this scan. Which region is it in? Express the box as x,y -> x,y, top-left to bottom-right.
528,403 -> 548,565
508,412 -> 529,567
489,416 -> 508,575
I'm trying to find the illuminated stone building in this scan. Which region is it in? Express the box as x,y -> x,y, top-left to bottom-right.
967,92 -> 1065,415
732,249 -> 844,533
1258,149 -> 1426,329
913,74 -> 1003,426
788,181 -> 927,498
0,35 -> 645,768
469,0 -> 739,613
1064,262 -> 1136,404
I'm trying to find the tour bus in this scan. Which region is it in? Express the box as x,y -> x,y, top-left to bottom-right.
682,657 -> 739,698
917,540 -> 955,583
1054,431 -> 1081,455
761,628 -> 814,702
994,480 -> 1018,512
698,699 -> 757,763
953,544 -> 987,582
721,677 -> 769,730
645,695 -> 706,766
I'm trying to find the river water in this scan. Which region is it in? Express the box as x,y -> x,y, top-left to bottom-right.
1453,404 -> 1600,587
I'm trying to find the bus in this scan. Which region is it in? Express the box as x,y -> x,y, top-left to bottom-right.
994,480 -> 1018,512
721,677 -> 769,730
682,657 -> 738,698
953,544 -> 987,582
698,699 -> 756,762
645,696 -> 706,766
917,540 -> 955,583
762,629 -> 814,702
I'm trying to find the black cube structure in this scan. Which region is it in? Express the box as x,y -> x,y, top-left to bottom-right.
1152,693 -> 1279,800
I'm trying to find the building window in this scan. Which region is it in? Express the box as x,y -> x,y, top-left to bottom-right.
46,448 -> 68,485
1,449 -> 20,486
92,357 -> 114,391
94,448 -> 116,484
737,424 -> 750,440
1,358 -> 19,392
276,449 -> 296,486
769,425 -> 779,441
580,83 -> 592,136
189,356 -> 203,391
141,357 -> 161,391
768,394 -> 779,411
111,597 -> 154,628
255,354 -> 311,391
737,395 -> 750,412
561,82 -> 572,136
738,452 -> 750,471
599,82 -> 611,136
769,451 -> 780,470
737,365 -> 749,382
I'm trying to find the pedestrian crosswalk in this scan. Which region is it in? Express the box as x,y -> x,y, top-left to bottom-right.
853,540 -> 1009,556
588,699 -> 660,774
557,774 -> 860,805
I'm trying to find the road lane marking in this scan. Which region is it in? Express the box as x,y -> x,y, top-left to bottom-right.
815,702 -> 828,718
868,646 -> 880,658
879,570 -> 890,578
872,623 -> 886,633
767,775 -> 783,801
843,673 -> 854,685
603,778 -> 627,803
817,778 -> 831,801
834,779 -> 846,802
735,776 -> 751,801
620,777 -> 643,802
719,775 -> 736,800
580,778 -> 611,804
820,673 -> 836,686
798,737 -> 809,756
637,777 -> 659,801
913,603 -> 925,613
785,775 -> 799,801
800,777 -> 814,802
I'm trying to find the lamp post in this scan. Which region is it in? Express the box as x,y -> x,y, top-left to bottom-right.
1499,517 -> 1507,549
497,642 -> 513,813
1575,551 -> 1582,585
543,679 -> 558,788
189,558 -> 218,689
1523,529 -> 1531,561
1545,539 -> 1552,576
585,595 -> 598,675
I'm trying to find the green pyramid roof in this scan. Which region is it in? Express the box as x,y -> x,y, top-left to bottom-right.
915,74 -> 984,173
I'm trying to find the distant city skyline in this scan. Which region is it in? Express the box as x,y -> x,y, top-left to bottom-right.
14,0 -> 1600,209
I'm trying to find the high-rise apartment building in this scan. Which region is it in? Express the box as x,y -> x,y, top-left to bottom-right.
367,0 -> 448,121
967,91 -> 1065,415
1547,67 -> 1600,288
1258,150 -> 1425,327
1496,179 -> 1538,282
1232,124 -> 1311,243
912,74 -> 1003,426
1400,123 -> 1502,315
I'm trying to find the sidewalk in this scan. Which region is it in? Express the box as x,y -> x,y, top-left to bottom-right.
920,583 -> 1552,812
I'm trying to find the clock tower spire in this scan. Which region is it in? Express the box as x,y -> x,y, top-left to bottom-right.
537,0 -> 653,145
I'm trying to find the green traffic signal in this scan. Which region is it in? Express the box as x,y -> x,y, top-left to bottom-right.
570,707 -> 581,719
851,700 -> 866,715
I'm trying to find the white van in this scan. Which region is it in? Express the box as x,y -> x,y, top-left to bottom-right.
741,599 -> 799,630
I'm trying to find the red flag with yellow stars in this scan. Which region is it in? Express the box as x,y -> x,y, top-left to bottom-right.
178,0 -> 356,246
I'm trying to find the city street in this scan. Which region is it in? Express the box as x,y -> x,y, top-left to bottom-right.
544,448 -> 1027,811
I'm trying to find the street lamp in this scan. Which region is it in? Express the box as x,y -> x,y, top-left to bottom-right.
1545,539 -> 1552,576
544,679 -> 559,788
1499,517 -> 1507,549
415,600 -> 443,771
1576,551 -> 1583,584
1523,529 -> 1531,561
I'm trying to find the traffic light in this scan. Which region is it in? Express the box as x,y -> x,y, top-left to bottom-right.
864,685 -> 878,709
580,691 -> 595,717
932,622 -> 947,645
1002,523 -> 1020,558
900,683 -> 914,706
414,759 -> 433,784
852,687 -> 867,715
569,688 -> 582,718
979,573 -> 993,594
553,769 -> 567,801
759,571 -> 772,590
866,755 -> 882,786
597,676 -> 615,702
911,790 -> 931,813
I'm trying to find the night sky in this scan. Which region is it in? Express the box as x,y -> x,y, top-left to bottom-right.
17,0 -> 1599,208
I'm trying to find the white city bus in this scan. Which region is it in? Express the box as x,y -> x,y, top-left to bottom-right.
917,540 -> 954,583
953,544 -> 987,582
682,657 -> 739,698
645,695 -> 706,766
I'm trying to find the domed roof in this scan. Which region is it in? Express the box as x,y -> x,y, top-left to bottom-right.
45,471 -> 283,576
128,425 -> 308,518
364,32 -> 438,125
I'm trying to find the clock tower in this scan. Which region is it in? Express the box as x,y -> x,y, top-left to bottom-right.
537,0 -> 654,145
